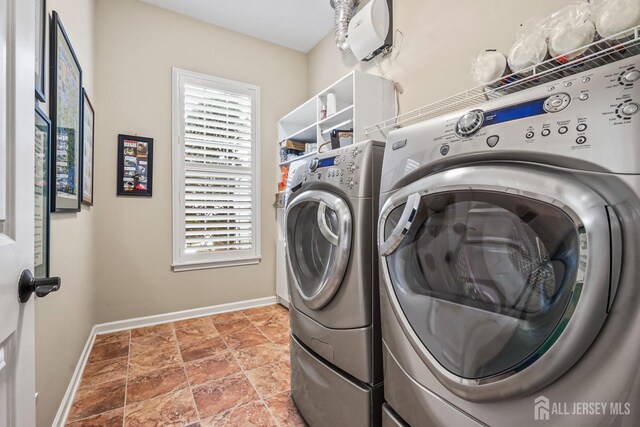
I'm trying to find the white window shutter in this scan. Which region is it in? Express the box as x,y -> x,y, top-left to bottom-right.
173,69 -> 261,270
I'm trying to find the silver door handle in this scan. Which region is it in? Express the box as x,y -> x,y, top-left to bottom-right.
379,193 -> 421,257
317,201 -> 339,246
606,205 -> 622,312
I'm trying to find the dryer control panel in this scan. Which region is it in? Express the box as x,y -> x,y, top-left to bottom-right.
286,139 -> 384,199
384,55 -> 640,189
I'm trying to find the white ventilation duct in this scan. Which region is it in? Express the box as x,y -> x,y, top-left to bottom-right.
330,0 -> 358,52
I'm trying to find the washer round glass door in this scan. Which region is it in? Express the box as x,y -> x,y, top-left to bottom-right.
286,190 -> 352,310
379,165 -> 621,401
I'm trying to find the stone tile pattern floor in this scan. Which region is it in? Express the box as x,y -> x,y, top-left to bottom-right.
65,304 -> 307,427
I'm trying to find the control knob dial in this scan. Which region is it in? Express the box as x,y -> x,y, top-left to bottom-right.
616,101 -> 640,118
456,110 -> 484,137
309,158 -> 319,172
623,69 -> 640,84
622,102 -> 640,117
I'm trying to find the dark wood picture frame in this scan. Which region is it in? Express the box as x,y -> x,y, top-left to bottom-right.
35,105 -> 52,278
81,89 -> 95,206
35,0 -> 46,101
50,11 -> 83,212
117,134 -> 154,197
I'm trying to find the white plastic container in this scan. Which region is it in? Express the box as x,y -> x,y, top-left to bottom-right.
326,92 -> 337,116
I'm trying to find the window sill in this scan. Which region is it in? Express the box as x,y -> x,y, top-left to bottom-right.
172,257 -> 261,272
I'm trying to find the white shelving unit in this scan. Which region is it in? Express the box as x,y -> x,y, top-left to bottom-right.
274,71 -> 395,305
277,71 -> 395,167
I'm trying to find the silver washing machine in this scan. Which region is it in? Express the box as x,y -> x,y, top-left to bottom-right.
378,58 -> 640,426
286,139 -> 385,426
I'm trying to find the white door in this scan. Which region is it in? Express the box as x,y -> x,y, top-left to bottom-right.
0,0 -> 38,425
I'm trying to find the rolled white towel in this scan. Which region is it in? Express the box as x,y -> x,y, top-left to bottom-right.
472,50 -> 510,86
594,0 -> 640,39
543,2 -> 596,62
548,19 -> 597,61
508,33 -> 548,73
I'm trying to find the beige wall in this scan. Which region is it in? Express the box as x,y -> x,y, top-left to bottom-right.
308,0 -> 576,114
93,0 -> 308,323
35,0 -> 97,426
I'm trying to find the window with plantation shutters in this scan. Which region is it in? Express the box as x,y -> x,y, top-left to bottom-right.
172,68 -> 261,271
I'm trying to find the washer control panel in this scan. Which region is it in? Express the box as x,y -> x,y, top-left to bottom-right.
287,140 -> 380,197
454,93 -> 574,140
385,57 -> 640,175
445,61 -> 639,154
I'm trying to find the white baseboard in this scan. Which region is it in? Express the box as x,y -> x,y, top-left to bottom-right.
52,326 -> 97,427
52,296 -> 278,426
93,296 -> 278,335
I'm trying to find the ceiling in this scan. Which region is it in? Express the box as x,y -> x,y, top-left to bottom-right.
140,0 -> 335,52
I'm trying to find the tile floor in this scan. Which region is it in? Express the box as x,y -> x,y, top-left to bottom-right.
65,304 -> 307,427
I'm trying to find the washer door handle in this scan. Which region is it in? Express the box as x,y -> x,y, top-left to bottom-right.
317,201 -> 339,246
379,193 -> 421,257
606,205 -> 622,312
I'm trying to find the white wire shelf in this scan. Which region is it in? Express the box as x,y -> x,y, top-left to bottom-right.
365,25 -> 640,136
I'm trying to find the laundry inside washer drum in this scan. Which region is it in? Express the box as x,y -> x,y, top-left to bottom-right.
384,191 -> 580,379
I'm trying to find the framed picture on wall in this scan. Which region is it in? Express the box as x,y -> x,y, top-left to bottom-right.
35,106 -> 51,278
50,11 -> 83,212
82,89 -> 95,206
35,0 -> 46,101
117,134 -> 153,197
